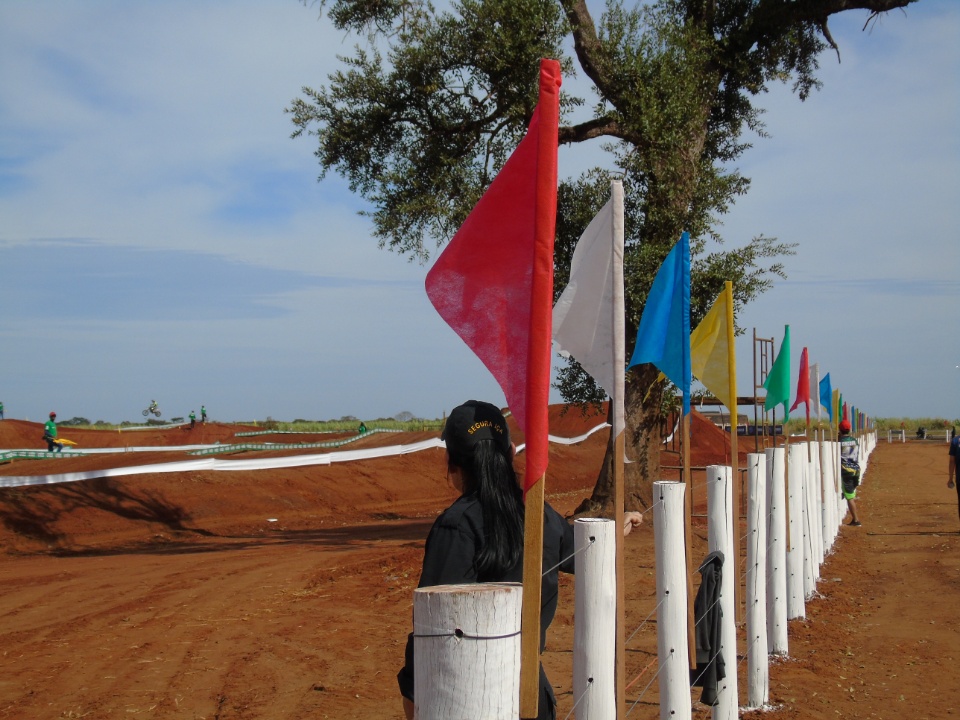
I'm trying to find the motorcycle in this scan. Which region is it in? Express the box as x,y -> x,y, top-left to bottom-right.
142,400 -> 162,417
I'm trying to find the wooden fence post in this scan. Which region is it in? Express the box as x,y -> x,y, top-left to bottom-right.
414,583 -> 522,720
573,518 -> 616,719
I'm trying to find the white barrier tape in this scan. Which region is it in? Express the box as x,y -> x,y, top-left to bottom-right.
117,421 -> 191,432
0,458 -> 217,488
0,424 -> 612,489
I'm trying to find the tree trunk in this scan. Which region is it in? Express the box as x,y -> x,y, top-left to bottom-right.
574,364 -> 663,515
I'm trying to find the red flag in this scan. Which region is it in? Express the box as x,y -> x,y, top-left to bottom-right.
425,60 -> 561,493
789,346 -> 810,423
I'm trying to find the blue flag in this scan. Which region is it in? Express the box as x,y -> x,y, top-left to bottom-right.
628,232 -> 691,415
819,373 -> 833,421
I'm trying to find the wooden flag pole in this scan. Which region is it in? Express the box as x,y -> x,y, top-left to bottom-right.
608,179 -> 627,720
520,476 -> 546,719
683,412 -> 697,669
614,430 -> 626,719
723,281 -> 742,621
783,417 -> 792,553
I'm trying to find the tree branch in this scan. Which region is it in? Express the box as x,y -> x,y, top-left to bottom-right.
558,116 -> 641,146
726,0 -> 919,57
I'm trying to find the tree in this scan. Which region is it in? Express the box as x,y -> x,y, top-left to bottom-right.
289,0 -> 920,511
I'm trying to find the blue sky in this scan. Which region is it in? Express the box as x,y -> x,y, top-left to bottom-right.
1,1 -> 957,424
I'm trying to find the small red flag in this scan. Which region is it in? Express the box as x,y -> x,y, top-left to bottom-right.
789,346 -> 810,423
425,60 -> 561,493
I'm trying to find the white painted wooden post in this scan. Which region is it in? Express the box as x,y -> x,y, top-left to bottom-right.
785,443 -> 806,620
831,440 -> 846,531
764,447 -> 788,656
799,445 -> 817,600
652,481 -> 692,720
818,435 -> 836,555
413,583 -> 522,720
827,439 -> 840,546
809,440 -> 824,574
574,518 -> 616,720
745,453 -> 769,709
706,466 -> 738,720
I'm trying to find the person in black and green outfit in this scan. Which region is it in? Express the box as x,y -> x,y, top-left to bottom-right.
839,419 -> 861,526
44,411 -> 63,452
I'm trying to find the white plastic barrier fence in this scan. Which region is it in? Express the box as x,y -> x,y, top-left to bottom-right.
0,424 -> 612,489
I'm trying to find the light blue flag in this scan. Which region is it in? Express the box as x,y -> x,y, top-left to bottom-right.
627,232 -> 691,415
819,373 -> 833,421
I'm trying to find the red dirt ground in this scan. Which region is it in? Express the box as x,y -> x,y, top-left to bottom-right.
0,409 -> 956,719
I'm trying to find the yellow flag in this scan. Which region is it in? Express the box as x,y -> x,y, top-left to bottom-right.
690,283 -> 735,410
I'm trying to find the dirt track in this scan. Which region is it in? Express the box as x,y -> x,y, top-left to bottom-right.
0,414 -> 957,719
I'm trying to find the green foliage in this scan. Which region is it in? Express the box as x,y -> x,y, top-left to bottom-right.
782,417 -> 958,436
867,417 -> 958,433
59,417 -> 91,427
269,418 -> 445,432
290,0 -> 573,261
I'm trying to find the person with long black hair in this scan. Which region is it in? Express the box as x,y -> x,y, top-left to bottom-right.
397,400 -> 641,719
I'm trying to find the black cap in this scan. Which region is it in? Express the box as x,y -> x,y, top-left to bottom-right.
442,400 -> 511,457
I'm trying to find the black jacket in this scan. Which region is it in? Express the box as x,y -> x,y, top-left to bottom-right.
397,494 -> 575,719
690,550 -> 726,706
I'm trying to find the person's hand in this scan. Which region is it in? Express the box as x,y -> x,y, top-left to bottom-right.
623,511 -> 644,536
949,479 -> 956,489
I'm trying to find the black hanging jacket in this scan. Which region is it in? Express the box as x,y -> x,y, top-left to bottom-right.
690,550 -> 726,706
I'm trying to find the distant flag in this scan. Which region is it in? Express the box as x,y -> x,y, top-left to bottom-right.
810,363 -> 821,419
832,389 -> 840,428
763,325 -> 792,420
552,180 -> 625,434
425,59 -> 561,493
627,232 -> 691,415
790,346 -> 811,424
690,282 -> 736,410
819,373 -> 833,421
842,401 -> 849,425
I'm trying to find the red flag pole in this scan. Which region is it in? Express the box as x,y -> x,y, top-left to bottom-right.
519,58 -> 561,720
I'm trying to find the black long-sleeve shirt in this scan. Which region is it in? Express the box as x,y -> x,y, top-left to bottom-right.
397,494 -> 576,712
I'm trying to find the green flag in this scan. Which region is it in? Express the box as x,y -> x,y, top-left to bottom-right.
763,324 -> 791,420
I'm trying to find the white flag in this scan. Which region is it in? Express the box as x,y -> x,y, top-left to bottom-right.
552,181 -> 625,434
